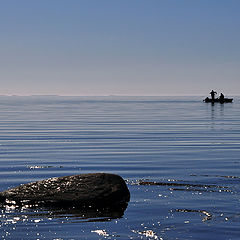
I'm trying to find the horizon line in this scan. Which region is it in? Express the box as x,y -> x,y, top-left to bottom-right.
0,93 -> 238,97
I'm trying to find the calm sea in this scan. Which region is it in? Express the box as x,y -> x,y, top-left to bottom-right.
0,96 -> 239,240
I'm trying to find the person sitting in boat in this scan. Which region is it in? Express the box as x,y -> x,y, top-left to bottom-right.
210,90 -> 217,100
219,93 -> 225,101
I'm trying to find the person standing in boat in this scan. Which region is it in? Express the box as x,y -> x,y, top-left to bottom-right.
210,90 -> 217,100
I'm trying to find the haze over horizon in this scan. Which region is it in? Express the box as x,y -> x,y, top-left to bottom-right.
1,1 -> 239,96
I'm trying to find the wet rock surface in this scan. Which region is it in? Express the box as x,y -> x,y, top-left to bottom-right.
0,173 -> 130,207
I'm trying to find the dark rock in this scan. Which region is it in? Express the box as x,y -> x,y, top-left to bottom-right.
0,173 -> 130,207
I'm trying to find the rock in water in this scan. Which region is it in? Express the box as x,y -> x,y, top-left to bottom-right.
0,173 -> 130,207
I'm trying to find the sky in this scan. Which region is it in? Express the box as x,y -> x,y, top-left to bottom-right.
0,0 -> 239,96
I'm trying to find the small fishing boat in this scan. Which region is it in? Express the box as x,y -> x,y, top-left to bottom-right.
203,97 -> 233,103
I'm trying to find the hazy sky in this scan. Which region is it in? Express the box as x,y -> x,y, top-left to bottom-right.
1,0 -> 239,96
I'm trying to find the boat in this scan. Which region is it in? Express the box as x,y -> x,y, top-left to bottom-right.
203,97 -> 233,103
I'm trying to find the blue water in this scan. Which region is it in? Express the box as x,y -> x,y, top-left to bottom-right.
0,96 -> 239,240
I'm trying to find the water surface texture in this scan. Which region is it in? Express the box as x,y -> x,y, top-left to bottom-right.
0,96 -> 239,240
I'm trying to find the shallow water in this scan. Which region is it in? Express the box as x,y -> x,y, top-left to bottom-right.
0,96 -> 239,240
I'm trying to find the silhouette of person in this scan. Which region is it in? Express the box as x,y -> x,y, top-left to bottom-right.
210,90 -> 217,100
219,93 -> 224,101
